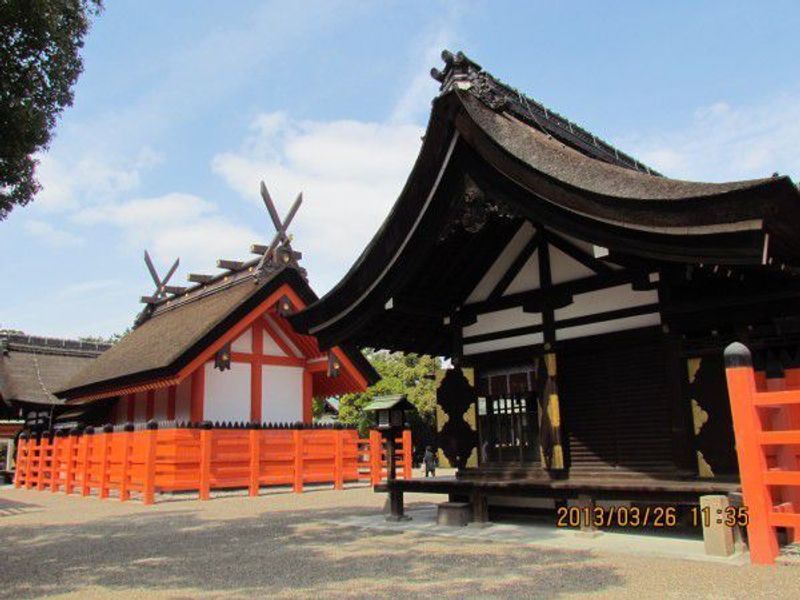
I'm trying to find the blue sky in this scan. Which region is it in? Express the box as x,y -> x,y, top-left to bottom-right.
2,1 -> 799,338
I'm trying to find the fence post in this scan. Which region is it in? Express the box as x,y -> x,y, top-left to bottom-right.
64,430 -> 77,494
248,426 -> 260,497
293,429 -> 304,493
334,430 -> 344,490
14,435 -> 26,488
50,432 -> 62,492
199,421 -> 212,501
402,429 -> 412,480
119,423 -> 133,502
369,429 -> 382,485
81,428 -> 94,496
25,434 -> 36,489
724,342 -> 780,565
99,424 -> 113,499
36,434 -> 48,491
143,420 -> 158,505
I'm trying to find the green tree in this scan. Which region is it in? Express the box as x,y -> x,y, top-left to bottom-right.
337,350 -> 440,435
1,0 -> 103,219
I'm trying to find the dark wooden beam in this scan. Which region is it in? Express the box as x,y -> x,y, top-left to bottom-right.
537,233 -> 555,346
187,273 -> 214,283
164,285 -> 187,295
217,259 -> 244,271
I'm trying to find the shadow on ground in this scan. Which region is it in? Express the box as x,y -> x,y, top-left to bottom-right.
0,501 -> 623,599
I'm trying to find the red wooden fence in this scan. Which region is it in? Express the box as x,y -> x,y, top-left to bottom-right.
14,424 -> 412,505
724,342 -> 800,564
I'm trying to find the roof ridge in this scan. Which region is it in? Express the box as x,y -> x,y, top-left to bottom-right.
430,50 -> 661,176
0,332 -> 111,356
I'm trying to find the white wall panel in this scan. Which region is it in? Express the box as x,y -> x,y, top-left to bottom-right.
466,223 -> 536,304
204,361 -> 251,423
262,365 -> 303,423
549,245 -> 595,284
264,315 -> 300,357
556,313 -> 661,341
464,332 -> 544,356
463,307 -> 542,337
231,327 -> 253,353
554,284 -> 658,321
262,328 -> 288,357
503,251 -> 540,295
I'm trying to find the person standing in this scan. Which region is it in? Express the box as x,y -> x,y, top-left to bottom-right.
423,446 -> 437,478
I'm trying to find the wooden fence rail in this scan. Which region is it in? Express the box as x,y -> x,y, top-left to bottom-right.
724,342 -> 800,564
14,424 -> 412,505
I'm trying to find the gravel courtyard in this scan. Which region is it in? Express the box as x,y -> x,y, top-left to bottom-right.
0,482 -> 797,599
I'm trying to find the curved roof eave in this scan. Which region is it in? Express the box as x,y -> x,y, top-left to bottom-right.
291,90 -> 800,340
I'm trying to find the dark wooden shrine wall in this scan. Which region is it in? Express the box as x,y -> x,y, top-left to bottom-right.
558,331 -> 677,476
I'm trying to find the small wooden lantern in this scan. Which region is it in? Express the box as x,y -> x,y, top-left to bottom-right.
364,394 -> 415,521
363,394 -> 414,432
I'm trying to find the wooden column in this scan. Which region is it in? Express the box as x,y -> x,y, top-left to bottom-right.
538,352 -> 565,470
119,424 -> 132,502
293,430 -> 304,493
98,425 -> 112,499
145,391 -> 155,422
334,431 -> 344,490
199,422 -> 212,500
369,429 -> 382,484
80,431 -> 91,496
248,427 -> 260,497
50,433 -> 61,492
251,323 -> 263,423
302,370 -> 313,424
126,393 -> 135,423
64,432 -> 76,494
143,422 -> 158,505
191,367 -> 205,423
167,387 -> 177,421
402,429 -> 412,479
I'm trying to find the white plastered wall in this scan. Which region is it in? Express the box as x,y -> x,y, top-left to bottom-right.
261,365 -> 303,423
203,361 -> 251,423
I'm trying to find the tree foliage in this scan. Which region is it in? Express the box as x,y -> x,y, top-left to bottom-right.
336,350 -> 440,435
0,0 -> 102,219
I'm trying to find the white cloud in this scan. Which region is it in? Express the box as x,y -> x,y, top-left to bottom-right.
35,146 -> 164,212
69,192 -> 260,279
24,220 -> 85,247
619,91 -> 800,183
211,113 -> 424,293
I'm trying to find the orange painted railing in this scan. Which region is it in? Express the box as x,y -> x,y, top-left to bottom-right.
14,424 -> 412,505
724,342 -> 800,564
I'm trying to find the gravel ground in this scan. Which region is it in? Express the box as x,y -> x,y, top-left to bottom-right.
0,480 -> 797,599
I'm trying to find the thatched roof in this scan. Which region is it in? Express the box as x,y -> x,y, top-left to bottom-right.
0,334 -> 109,407
59,268 -> 377,400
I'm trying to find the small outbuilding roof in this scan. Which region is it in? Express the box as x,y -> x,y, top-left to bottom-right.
58,267 -> 378,401
363,395 -> 415,412
0,333 -> 110,407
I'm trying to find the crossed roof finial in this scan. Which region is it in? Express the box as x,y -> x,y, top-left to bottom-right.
253,181 -> 303,281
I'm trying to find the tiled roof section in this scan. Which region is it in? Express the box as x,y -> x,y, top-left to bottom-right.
0,333 -> 109,406
431,50 -> 661,176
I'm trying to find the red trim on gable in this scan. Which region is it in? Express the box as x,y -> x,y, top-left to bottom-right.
250,322 -> 262,423
262,316 -> 298,358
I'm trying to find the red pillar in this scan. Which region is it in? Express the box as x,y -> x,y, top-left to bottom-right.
167,386 -> 177,421
145,390 -> 155,421
191,367 -> 205,423
251,323 -> 263,423
126,393 -> 136,423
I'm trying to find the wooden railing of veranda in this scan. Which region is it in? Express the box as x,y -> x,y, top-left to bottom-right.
14,422 -> 412,505
724,342 -> 800,564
